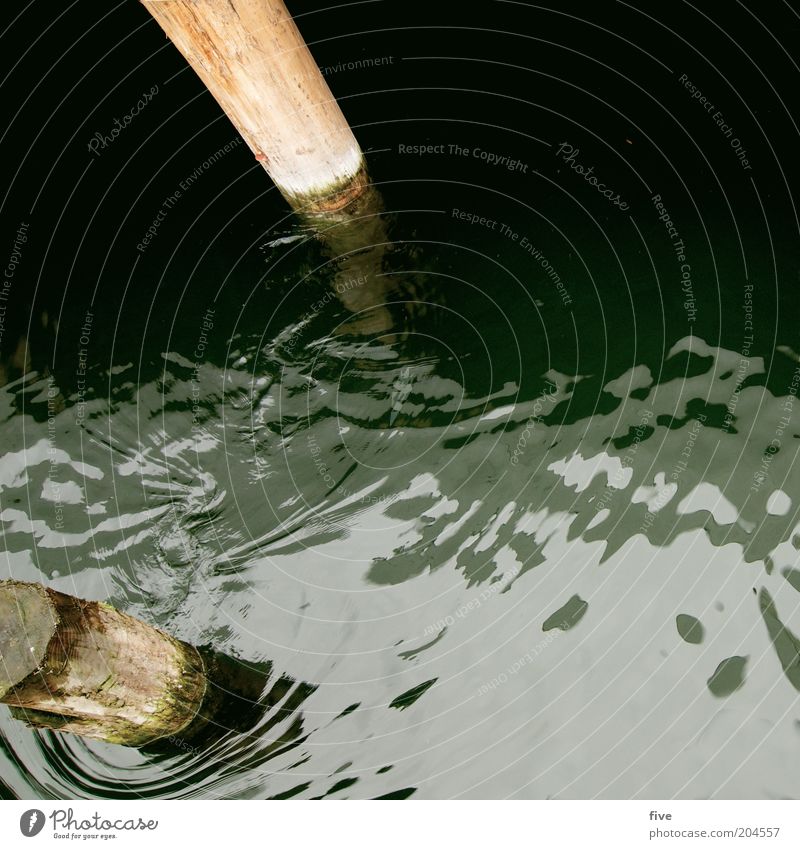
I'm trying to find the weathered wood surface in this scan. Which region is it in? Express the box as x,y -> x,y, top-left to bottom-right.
141,0 -> 368,212
0,581 -> 208,746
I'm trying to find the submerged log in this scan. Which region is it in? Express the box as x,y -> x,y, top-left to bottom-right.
141,0 -> 369,214
0,581 -> 262,747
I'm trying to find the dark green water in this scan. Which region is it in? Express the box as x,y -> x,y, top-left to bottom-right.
1,0 -> 799,799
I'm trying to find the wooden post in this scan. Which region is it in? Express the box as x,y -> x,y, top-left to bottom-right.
141,0 -> 369,214
0,580 -> 244,747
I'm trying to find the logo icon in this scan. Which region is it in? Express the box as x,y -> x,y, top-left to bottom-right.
19,810 -> 45,837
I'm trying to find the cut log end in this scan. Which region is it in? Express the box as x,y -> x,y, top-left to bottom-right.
0,581 -> 207,747
0,582 -> 58,701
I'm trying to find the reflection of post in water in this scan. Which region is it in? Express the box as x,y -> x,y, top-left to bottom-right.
0,323 -> 38,386
300,183 -> 400,339
0,581 -> 285,750
146,655 -> 317,760
0,306 -> 63,403
298,183 -> 455,432
0,335 -> 30,389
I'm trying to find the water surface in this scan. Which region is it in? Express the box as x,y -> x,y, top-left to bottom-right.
1,0 -> 799,800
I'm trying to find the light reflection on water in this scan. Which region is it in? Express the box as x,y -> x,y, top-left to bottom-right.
1,228 -> 800,799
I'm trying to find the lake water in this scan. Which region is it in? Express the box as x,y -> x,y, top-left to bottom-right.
1,0 -> 799,800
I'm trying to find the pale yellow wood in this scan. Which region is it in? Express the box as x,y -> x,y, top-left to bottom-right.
141,0 -> 367,211
1,581 -> 268,748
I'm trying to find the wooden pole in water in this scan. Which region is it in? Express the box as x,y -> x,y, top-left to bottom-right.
141,0 -> 369,214
0,581 -> 214,747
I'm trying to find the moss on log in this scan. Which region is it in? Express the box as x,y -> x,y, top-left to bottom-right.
0,581 -> 209,747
